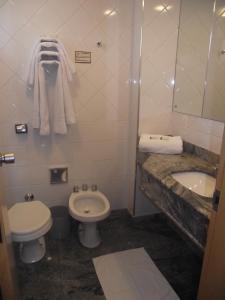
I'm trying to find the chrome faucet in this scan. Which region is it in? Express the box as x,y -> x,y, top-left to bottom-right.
82,184 -> 88,191
91,184 -> 98,191
0,153 -> 15,166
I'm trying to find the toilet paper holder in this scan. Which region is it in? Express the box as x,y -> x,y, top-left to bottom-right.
50,166 -> 68,184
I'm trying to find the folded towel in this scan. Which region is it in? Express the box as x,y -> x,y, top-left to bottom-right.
139,134 -> 183,154
28,38 -> 76,135
32,55 -> 42,130
27,40 -> 75,86
35,60 -> 76,135
39,62 -> 50,135
52,62 -> 67,135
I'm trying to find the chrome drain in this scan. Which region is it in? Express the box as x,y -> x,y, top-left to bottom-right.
84,209 -> 90,214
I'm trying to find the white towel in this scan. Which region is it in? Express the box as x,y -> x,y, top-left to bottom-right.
28,39 -> 76,135
34,38 -> 75,74
39,62 -> 50,135
36,51 -> 76,125
35,51 -> 73,83
32,53 -> 56,132
37,60 -> 76,135
139,134 -> 183,154
52,62 -> 67,134
27,41 -> 75,86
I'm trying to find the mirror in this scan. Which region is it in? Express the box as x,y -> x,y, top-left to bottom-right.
203,0 -> 225,121
173,0 -> 225,122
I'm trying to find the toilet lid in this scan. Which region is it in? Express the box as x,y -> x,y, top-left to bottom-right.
8,201 -> 51,234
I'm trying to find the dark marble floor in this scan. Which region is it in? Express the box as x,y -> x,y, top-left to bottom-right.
15,210 -> 202,300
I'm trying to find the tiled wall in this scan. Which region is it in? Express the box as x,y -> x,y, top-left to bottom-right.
138,0 -> 180,135
171,113 -> 224,154
0,0 -> 134,209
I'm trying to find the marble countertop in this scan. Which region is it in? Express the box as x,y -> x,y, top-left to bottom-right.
142,153 -> 217,219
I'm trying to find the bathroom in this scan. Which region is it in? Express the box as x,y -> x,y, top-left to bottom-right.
0,0 -> 225,299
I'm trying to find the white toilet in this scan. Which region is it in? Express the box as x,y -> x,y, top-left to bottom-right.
8,201 -> 52,264
69,190 -> 110,248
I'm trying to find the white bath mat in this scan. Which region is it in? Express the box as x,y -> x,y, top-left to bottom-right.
93,248 -> 180,300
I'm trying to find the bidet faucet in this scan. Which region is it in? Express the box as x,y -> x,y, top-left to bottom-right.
24,193 -> 34,201
91,184 -> 98,191
213,163 -> 219,173
82,184 -> 88,191
73,185 -> 79,193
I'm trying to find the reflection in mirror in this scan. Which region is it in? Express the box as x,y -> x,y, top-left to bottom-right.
173,0 -> 214,117
203,2 -> 225,122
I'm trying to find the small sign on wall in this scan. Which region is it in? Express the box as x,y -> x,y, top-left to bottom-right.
75,51 -> 91,63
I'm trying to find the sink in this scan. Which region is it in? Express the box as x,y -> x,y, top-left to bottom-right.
171,171 -> 216,198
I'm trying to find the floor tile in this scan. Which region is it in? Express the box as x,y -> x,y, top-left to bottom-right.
16,210 -> 202,300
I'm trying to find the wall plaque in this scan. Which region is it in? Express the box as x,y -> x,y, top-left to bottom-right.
75,51 -> 91,63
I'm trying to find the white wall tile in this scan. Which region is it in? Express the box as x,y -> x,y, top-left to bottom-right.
0,26 -> 10,48
0,59 -> 13,87
0,0 -> 47,36
172,112 -> 224,154
3,165 -> 31,188
0,0 -> 134,209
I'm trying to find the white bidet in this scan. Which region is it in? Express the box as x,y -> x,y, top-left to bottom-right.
69,190 -> 110,248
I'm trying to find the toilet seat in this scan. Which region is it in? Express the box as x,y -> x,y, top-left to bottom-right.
8,201 -> 52,242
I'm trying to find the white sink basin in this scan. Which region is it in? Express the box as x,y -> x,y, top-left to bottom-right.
171,171 -> 216,198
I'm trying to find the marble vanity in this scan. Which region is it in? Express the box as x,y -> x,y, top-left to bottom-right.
138,142 -> 219,251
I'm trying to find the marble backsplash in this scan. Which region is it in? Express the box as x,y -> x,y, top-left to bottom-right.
137,140 -> 220,167
183,141 -> 220,165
